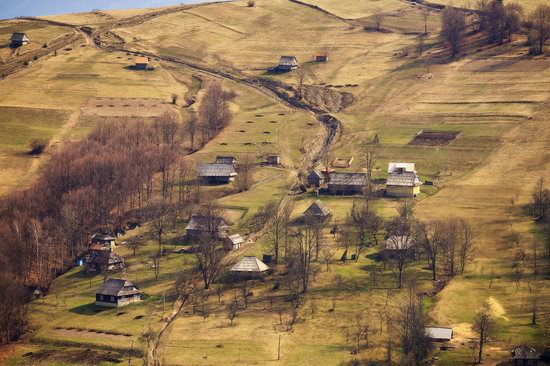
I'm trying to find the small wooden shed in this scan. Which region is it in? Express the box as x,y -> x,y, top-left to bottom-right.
185,215 -> 230,240
314,54 -> 328,62
11,32 -> 29,47
134,56 -> 149,70
278,56 -> 298,71
303,200 -> 330,222
226,234 -> 245,251
307,169 -> 324,187
267,155 -> 281,166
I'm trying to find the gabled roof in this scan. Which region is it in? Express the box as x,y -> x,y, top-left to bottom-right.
385,235 -> 415,250
135,56 -> 149,64
425,327 -> 453,341
92,251 -> 124,265
186,215 -> 228,232
197,163 -> 237,177
11,32 -> 28,42
228,234 -> 244,245
303,200 -> 330,217
329,172 -> 366,186
90,243 -> 111,251
388,162 -> 416,174
215,156 -> 237,164
279,56 -> 298,66
96,279 -> 141,296
92,233 -> 116,241
230,256 -> 269,273
387,171 -> 421,187
307,170 -> 324,180
513,345 -> 538,360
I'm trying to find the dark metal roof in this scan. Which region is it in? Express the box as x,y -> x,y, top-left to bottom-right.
215,156 -> 237,164
279,56 -> 298,66
11,32 -> 28,42
197,163 -> 237,177
329,172 -> 366,186
96,279 -> 141,296
303,200 -> 330,217
186,215 -> 228,232
307,170 -> 324,180
513,346 -> 538,360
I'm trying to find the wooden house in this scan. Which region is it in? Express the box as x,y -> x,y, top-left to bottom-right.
328,172 -> 366,195
386,163 -> 421,197
307,169 -> 324,187
134,56 -> 149,70
425,327 -> 453,342
89,251 -> 125,272
185,215 -> 229,240
197,163 -> 237,184
383,235 -> 416,259
91,233 -> 116,248
267,155 -> 281,166
225,234 -> 245,251
95,279 -> 142,308
278,56 -> 298,71
303,200 -> 330,222
512,346 -> 539,366
215,155 -> 237,165
11,32 -> 29,47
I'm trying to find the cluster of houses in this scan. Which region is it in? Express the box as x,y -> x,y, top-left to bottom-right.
306,162 -> 422,197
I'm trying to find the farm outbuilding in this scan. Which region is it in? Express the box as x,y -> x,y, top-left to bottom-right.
425,327 -> 453,342
314,54 -> 328,62
386,163 -> 421,198
215,155 -> 237,165
95,279 -> 142,308
134,56 -> 149,70
278,56 -> 298,71
10,32 -> 29,47
230,256 -> 269,273
332,156 -> 354,168
185,215 -> 230,240
303,200 -> 330,222
307,169 -> 324,187
328,172 -> 366,195
226,234 -> 245,251
266,155 -> 281,166
91,233 -> 116,248
197,163 -> 237,184
512,345 -> 539,366
89,251 -> 125,272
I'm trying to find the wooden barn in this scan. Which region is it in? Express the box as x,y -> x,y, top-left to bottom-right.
307,169 -> 324,187
303,200 -> 330,222
197,163 -> 237,184
327,172 -> 366,195
425,327 -> 453,342
134,56 -> 149,70
266,154 -> 281,166
225,234 -> 245,251
91,233 -> 116,248
386,162 -> 421,197
215,155 -> 237,165
185,215 -> 230,240
314,54 -> 328,62
95,279 -> 142,308
278,56 -> 298,71
512,346 -> 539,366
11,32 -> 29,47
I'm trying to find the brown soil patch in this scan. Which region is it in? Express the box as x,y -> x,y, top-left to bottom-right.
303,85 -> 355,112
82,97 -> 168,117
23,347 -> 124,365
409,130 -> 461,146
52,327 -> 131,340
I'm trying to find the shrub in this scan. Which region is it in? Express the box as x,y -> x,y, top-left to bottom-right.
247,0 -> 255,7
171,93 -> 178,104
29,139 -> 47,155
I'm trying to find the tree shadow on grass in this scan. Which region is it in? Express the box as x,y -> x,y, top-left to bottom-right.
69,303 -> 105,315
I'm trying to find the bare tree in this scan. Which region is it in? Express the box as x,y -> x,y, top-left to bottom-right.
458,219 -> 476,274
415,220 -> 447,280
331,274 -> 343,311
321,249 -> 334,271
295,65 -> 311,99
186,111 -> 198,152
195,238 -> 225,289
472,303 -> 497,364
527,5 -> 550,55
235,154 -> 256,192
346,313 -> 371,355
364,144 -> 378,195
374,8 -> 384,31
441,6 -> 466,57
422,8 -> 430,34
289,225 -> 316,293
198,81 -> 234,140
321,149 -> 334,180
417,34 -> 425,57
386,233 -> 415,288
227,298 -> 238,326
127,240 -> 144,256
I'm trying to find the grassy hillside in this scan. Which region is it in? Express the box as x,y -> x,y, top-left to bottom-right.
1,0 -> 550,365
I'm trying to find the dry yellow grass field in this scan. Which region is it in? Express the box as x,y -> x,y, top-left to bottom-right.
1,0 -> 550,364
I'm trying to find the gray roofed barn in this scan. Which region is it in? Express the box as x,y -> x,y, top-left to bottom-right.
197,163 -> 237,184
226,234 -> 245,250
186,215 -> 229,240
215,156 -> 237,165
95,279 -> 142,307
328,172 -> 366,195
303,200 -> 330,219
512,345 -> 539,366
230,256 -> 269,273
425,327 -> 453,341
278,56 -> 298,71
11,32 -> 29,46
